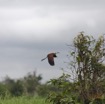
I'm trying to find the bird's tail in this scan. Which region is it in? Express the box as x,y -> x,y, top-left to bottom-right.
41,57 -> 47,61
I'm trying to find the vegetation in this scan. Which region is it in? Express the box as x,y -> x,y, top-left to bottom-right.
0,32 -> 105,104
47,73 -> 78,104
47,32 -> 105,104
71,32 -> 105,103
0,96 -> 52,104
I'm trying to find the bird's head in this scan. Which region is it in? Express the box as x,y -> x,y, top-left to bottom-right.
53,52 -> 60,57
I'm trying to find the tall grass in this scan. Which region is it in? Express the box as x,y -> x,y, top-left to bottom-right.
0,96 -> 52,104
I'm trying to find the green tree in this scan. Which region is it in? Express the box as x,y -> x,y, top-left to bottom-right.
69,32 -> 105,103
2,71 -> 43,97
23,71 -> 42,96
37,84 -> 58,97
0,83 -> 8,98
3,76 -> 24,96
47,73 -> 77,104
9,80 -> 24,96
47,32 -> 105,104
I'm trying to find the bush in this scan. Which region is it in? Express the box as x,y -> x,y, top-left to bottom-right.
47,73 -> 80,104
9,80 -> 24,96
0,83 -> 9,98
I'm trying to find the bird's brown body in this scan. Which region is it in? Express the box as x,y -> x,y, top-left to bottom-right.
41,52 -> 59,66
47,53 -> 57,66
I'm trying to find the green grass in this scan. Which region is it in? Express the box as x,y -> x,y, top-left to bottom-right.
0,96 -> 52,104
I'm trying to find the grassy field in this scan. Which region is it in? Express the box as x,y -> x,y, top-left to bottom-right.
0,96 -> 52,104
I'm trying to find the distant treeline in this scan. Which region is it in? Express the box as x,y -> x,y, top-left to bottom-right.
0,71 -> 57,98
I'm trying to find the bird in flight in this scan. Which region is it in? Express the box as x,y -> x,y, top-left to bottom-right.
41,52 -> 59,66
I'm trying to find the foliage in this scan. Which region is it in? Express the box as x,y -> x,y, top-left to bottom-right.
0,96 -> 52,104
0,83 -> 9,98
23,71 -> 42,96
37,84 -> 58,97
47,32 -> 105,104
47,73 -> 80,104
89,96 -> 105,104
0,71 -> 43,97
9,80 -> 24,96
69,32 -> 105,103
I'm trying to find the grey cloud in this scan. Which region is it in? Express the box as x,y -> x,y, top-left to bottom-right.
0,0 -> 105,10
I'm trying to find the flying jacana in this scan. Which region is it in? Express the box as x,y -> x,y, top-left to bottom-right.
41,52 -> 59,66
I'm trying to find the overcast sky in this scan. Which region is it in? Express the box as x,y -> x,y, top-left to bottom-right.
0,0 -> 105,83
